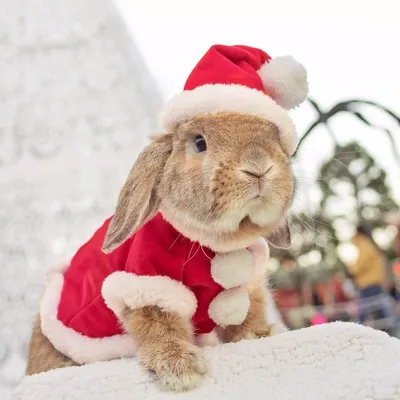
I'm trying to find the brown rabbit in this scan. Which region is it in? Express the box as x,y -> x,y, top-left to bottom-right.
26,44 -> 307,392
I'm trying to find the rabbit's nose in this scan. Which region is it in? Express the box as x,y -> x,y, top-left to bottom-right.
239,163 -> 274,195
239,166 -> 273,194
240,165 -> 272,178
240,167 -> 271,179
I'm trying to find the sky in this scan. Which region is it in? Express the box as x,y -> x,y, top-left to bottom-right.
113,0 -> 400,245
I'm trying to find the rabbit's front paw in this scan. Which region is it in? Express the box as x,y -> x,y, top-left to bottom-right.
159,342 -> 208,392
251,324 -> 273,339
142,341 -> 208,392
227,322 -> 273,343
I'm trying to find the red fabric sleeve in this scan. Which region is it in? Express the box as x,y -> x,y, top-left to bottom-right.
124,213 -> 187,282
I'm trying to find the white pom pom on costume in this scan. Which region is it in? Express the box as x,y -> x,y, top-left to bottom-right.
211,249 -> 253,289
258,55 -> 308,110
208,287 -> 250,327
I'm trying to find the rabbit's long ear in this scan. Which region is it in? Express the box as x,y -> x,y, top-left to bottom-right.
102,134 -> 173,253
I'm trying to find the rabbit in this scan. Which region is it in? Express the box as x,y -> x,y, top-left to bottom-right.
26,44 -> 307,392
26,112 -> 294,390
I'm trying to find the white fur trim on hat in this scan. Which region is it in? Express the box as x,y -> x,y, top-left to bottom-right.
208,287 -> 250,327
40,273 -> 137,364
161,84 -> 298,156
211,249 -> 253,289
101,272 -> 197,319
258,56 -> 308,110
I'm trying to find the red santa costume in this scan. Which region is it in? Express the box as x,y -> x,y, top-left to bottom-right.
40,44 -> 307,364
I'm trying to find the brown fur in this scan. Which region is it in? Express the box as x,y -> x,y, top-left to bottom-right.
122,306 -> 207,392
158,113 -> 294,252
103,134 -> 173,252
27,113 -> 295,390
103,113 -> 294,254
26,315 -> 77,375
223,286 -> 272,343
26,286 -> 272,380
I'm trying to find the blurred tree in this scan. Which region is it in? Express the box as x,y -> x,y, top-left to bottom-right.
271,211 -> 342,283
319,142 -> 397,223
318,141 -> 398,259
272,138 -> 399,287
293,99 -> 400,168
271,97 -> 400,307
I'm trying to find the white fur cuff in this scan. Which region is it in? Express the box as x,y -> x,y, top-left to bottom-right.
101,272 -> 197,319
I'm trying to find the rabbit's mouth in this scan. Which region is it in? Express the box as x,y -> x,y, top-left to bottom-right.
242,197 -> 281,225
161,192 -> 285,252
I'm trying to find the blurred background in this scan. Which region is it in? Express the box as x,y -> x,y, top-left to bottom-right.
1,0 -> 400,397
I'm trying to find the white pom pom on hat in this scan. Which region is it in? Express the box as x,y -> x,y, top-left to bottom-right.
258,55 -> 308,110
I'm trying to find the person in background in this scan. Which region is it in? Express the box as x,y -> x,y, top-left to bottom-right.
347,225 -> 394,326
341,269 -> 358,300
331,271 -> 353,303
382,229 -> 397,302
392,223 -> 400,317
309,281 -> 328,326
311,281 -> 323,307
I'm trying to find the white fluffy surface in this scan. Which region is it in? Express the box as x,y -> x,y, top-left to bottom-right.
14,322 -> 400,400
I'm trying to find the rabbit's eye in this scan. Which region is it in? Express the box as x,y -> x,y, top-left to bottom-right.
194,135 -> 207,152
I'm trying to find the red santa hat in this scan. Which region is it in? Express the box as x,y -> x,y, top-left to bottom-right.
161,44 -> 308,156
